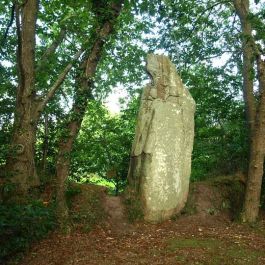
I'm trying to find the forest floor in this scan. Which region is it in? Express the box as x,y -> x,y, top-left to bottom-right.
15,184 -> 265,265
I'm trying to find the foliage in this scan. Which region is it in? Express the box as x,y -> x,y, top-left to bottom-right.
0,59 -> 15,168
0,200 -> 56,262
187,65 -> 248,180
35,112 -> 65,177
71,98 -> 139,194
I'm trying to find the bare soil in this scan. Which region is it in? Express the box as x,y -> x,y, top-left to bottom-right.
14,182 -> 265,265
103,195 -> 134,235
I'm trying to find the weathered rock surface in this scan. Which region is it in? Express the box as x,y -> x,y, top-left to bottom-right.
127,54 -> 195,223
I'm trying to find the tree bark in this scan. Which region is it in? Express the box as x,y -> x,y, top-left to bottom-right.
242,57 -> 265,222
56,98 -> 84,227
6,0 -> 39,192
234,0 -> 265,222
233,0 -> 256,132
55,0 -> 124,226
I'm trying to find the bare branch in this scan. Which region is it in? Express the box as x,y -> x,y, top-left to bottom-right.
37,48 -> 84,113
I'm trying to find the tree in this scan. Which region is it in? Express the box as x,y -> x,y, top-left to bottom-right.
55,0 -> 124,225
188,65 -> 247,180
71,99 -> 138,195
4,0 -> 85,192
233,0 -> 265,222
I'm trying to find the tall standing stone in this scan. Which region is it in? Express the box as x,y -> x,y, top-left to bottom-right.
127,54 -> 195,223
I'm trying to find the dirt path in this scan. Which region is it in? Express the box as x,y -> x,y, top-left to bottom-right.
103,195 -> 134,235
17,207 -> 265,265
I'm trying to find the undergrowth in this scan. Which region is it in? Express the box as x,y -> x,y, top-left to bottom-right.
124,196 -> 143,223
0,200 -> 56,263
67,183 -> 106,232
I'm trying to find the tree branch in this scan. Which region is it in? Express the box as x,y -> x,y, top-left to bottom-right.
0,3 -> 15,53
191,0 -> 231,33
85,1 -> 124,77
36,48 -> 84,113
15,3 -> 23,88
195,50 -> 234,63
36,27 -> 67,71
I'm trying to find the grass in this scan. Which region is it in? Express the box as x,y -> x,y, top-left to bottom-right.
167,238 -> 221,250
72,174 -> 117,194
167,237 -> 265,264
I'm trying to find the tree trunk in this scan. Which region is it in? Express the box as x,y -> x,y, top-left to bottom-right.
56,106 -> 83,228
6,116 -> 39,191
234,0 -> 265,222
55,0 -> 124,227
5,0 -> 82,193
6,0 -> 39,192
242,58 -> 265,222
233,0 -> 256,132
40,114 -> 49,176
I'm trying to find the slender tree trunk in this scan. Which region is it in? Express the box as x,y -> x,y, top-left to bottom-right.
233,0 -> 256,131
234,0 -> 265,222
56,100 -> 84,227
55,0 -> 124,226
56,78 -> 92,224
41,114 -> 49,175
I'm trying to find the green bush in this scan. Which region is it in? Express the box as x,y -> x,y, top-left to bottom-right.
0,200 -> 56,263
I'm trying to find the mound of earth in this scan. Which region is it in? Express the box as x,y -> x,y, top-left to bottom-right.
184,175 -> 245,220
68,177 -> 245,231
66,183 -> 133,234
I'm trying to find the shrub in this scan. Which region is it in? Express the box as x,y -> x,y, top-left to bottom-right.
0,200 -> 56,263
